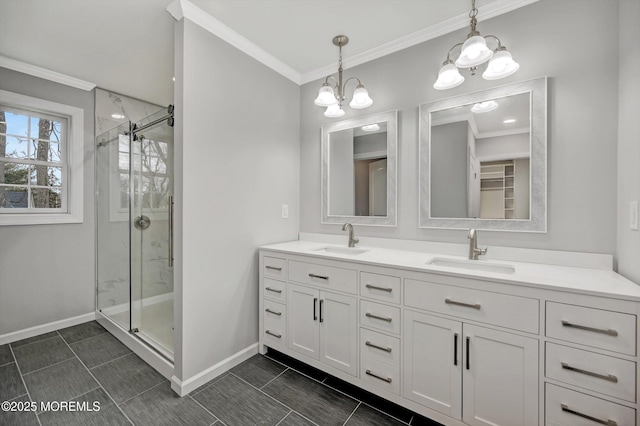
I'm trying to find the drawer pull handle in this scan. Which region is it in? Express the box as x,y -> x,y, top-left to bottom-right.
365,284 -> 393,292
309,273 -> 329,280
265,287 -> 282,294
313,297 -> 318,321
560,404 -> 617,426
365,341 -> 392,353
265,266 -> 282,271
561,320 -> 618,337
445,298 -> 481,310
561,362 -> 618,383
265,330 -> 282,339
453,333 -> 458,366
319,299 -> 324,323
366,312 -> 392,322
265,308 -> 282,316
365,369 -> 392,383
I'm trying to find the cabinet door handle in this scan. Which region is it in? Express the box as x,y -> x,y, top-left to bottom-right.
561,320 -> 618,336
265,266 -> 282,271
313,297 -> 318,321
365,312 -> 392,322
445,298 -> 481,310
265,330 -> 282,339
365,284 -> 393,292
319,299 -> 324,323
561,362 -> 618,383
309,273 -> 329,280
265,308 -> 281,316
365,369 -> 392,383
561,404 -> 617,426
365,341 -> 392,353
466,336 -> 470,370
453,333 -> 458,366
265,287 -> 282,294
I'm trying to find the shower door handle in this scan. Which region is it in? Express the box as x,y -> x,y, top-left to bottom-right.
168,195 -> 174,267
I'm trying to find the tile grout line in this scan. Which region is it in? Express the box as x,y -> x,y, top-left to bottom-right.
274,410 -> 293,426
21,355 -> 77,377
9,334 -> 60,351
62,329 -> 109,346
188,394 -> 224,426
229,372 -> 297,411
358,400 -> 413,425
117,379 -> 169,406
34,386 -> 102,415
342,401 -> 361,426
5,392 -> 28,403
87,350 -> 133,371
259,366 -> 290,390
189,372 -> 231,397
55,330 -> 135,426
409,414 -> 415,425
0,360 -> 17,368
8,344 -> 43,426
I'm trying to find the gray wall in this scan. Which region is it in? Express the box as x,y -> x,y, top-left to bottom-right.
431,121 -> 468,218
329,129 -> 354,215
0,67 -> 95,335
300,0 -> 619,255
475,133 -> 529,160
174,19 -> 300,382
617,0 -> 640,282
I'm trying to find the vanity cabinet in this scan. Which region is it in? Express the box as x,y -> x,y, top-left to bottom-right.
259,247 -> 640,426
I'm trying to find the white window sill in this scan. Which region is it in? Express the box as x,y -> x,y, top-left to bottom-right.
0,212 -> 83,226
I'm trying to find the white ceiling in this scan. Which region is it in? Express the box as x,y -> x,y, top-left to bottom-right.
0,0 -> 534,107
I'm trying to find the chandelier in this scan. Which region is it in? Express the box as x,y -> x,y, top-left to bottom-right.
314,35 -> 373,118
434,0 -> 519,90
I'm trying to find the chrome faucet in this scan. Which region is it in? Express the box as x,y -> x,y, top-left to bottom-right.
468,229 -> 487,260
342,223 -> 359,247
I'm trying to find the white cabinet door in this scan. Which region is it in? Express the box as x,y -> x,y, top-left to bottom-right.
462,324 -> 538,426
319,291 -> 358,376
287,285 -> 319,360
403,310 -> 462,420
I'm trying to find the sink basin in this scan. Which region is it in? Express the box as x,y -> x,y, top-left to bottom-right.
426,257 -> 515,274
315,246 -> 369,256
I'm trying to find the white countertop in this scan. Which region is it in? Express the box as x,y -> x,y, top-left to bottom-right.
260,240 -> 640,302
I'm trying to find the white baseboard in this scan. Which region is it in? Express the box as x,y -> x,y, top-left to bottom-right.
171,343 -> 259,396
100,292 -> 174,317
0,312 -> 96,346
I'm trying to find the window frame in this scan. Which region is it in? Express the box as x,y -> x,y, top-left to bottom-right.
0,89 -> 84,225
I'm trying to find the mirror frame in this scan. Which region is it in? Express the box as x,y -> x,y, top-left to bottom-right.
419,77 -> 547,232
321,110 -> 398,227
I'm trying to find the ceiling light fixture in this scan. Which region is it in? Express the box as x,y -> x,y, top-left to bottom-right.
434,0 -> 519,90
315,35 -> 373,118
471,100 -> 498,113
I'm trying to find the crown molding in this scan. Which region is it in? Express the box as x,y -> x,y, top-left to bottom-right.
300,0 -> 539,85
167,0 -> 302,84
0,55 -> 96,91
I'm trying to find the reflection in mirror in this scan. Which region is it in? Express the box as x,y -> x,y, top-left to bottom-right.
322,111 -> 397,226
419,77 -> 546,232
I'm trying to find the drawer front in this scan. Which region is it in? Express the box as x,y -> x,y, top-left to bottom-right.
545,383 -> 636,426
546,302 -> 636,356
360,328 -> 401,366
264,256 -> 288,280
360,272 -> 401,304
546,343 -> 636,403
405,279 -> 539,334
360,356 -> 400,395
264,300 -> 287,348
360,300 -> 401,335
263,278 -> 286,302
289,260 -> 357,294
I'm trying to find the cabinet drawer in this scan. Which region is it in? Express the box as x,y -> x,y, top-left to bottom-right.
263,256 -> 288,280
360,356 -> 400,395
545,383 -> 635,426
546,343 -> 636,403
289,260 -> 357,294
360,272 -> 400,304
546,302 -> 636,356
263,278 -> 286,302
264,300 -> 286,348
360,300 -> 401,335
360,328 -> 401,366
405,279 -> 539,334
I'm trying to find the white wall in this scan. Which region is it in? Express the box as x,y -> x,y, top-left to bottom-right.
173,18 -> 300,383
475,133 -> 529,160
299,0 -> 619,255
0,67 -> 95,336
616,0 -> 640,283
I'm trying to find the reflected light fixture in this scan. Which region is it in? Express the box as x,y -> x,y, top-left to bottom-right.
434,0 -> 519,90
471,100 -> 498,113
111,113 -> 125,119
361,123 -> 380,132
503,118 -> 517,124
315,35 -> 373,118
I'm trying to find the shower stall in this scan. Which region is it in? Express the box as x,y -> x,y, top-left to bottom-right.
95,106 -> 175,362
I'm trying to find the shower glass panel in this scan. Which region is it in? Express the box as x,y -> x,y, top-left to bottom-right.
96,107 -> 174,359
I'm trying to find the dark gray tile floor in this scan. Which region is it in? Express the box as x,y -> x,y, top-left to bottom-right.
0,321 -> 444,426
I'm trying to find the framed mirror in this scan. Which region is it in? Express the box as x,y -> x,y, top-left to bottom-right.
322,110 -> 398,226
419,77 -> 546,232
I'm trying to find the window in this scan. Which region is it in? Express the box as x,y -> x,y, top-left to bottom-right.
0,90 -> 84,225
